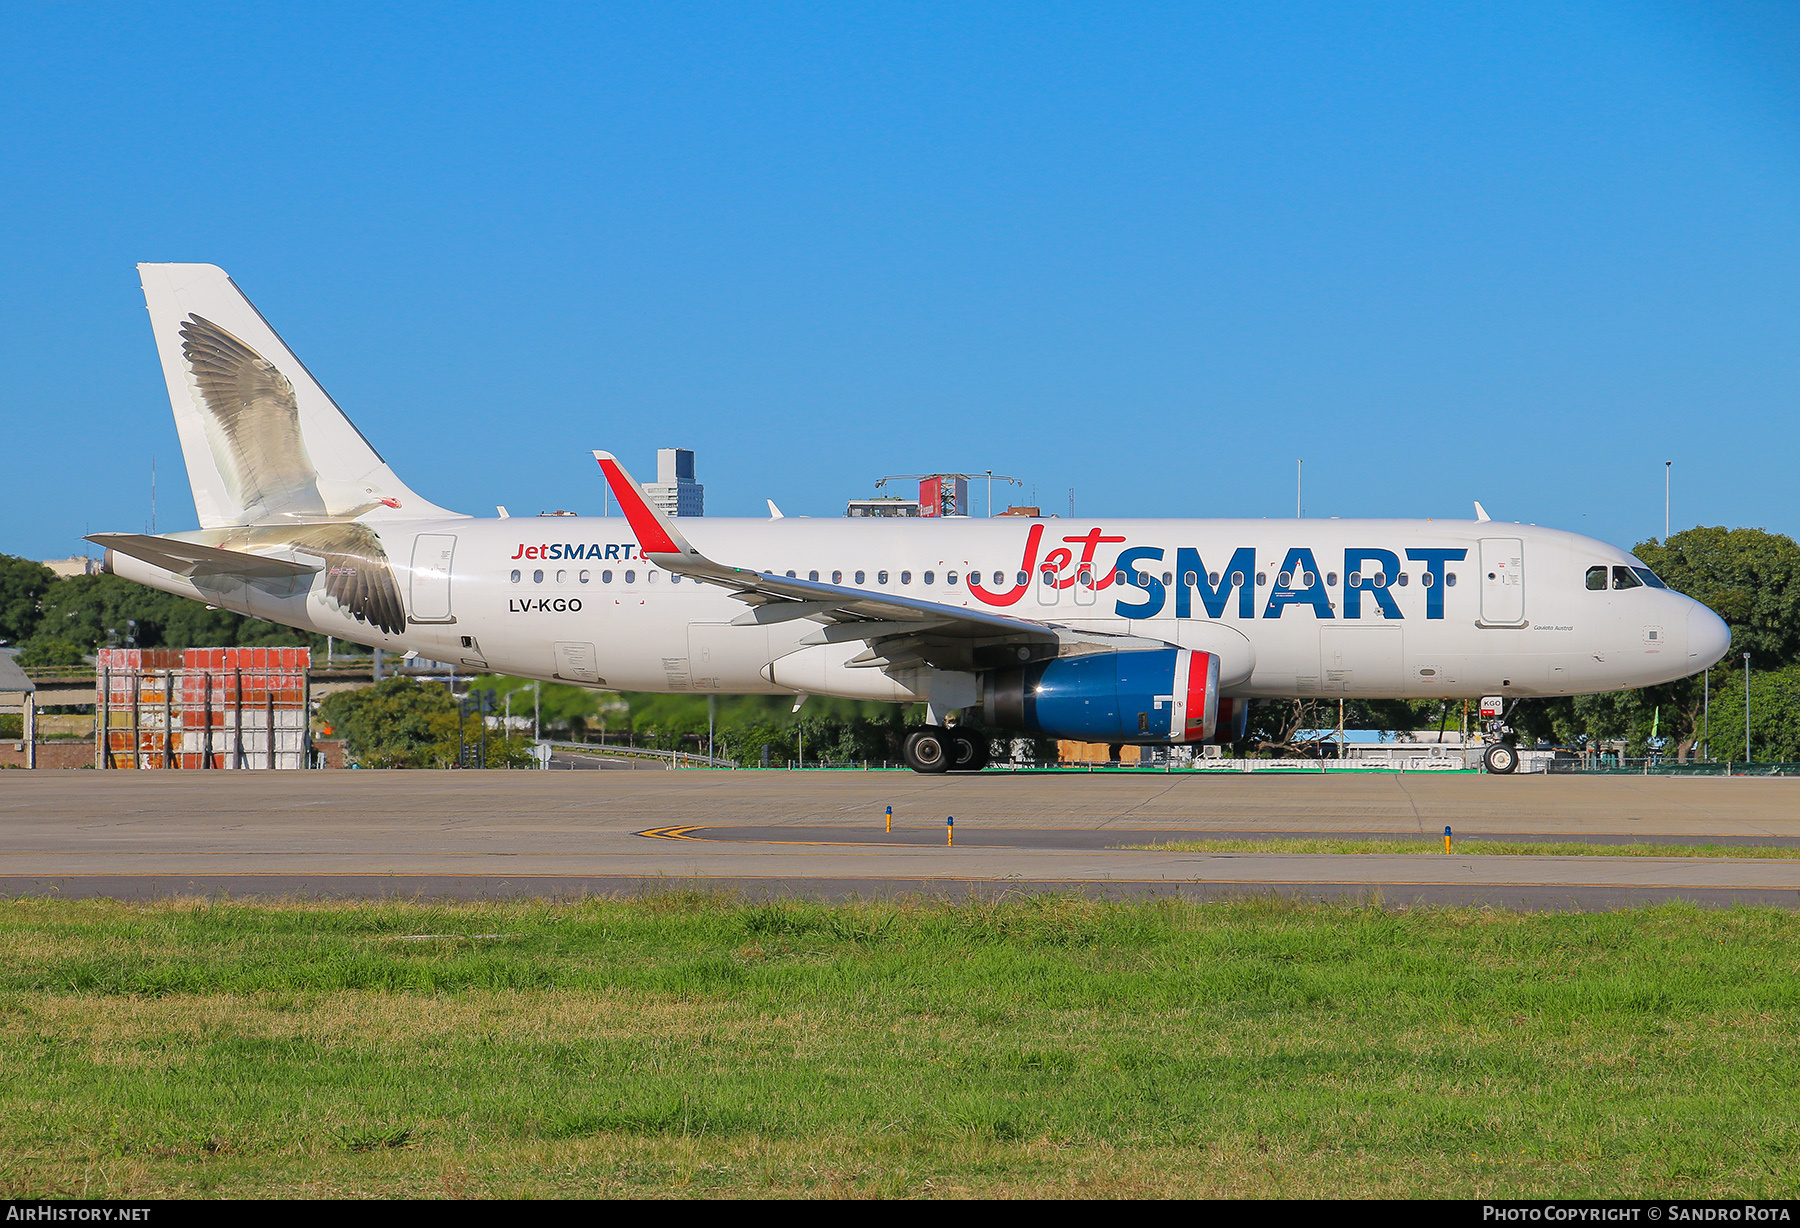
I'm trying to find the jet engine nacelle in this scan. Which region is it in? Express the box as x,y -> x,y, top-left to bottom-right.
982,647 -> 1219,743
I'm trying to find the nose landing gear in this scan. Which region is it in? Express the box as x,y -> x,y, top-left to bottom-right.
1482,742 -> 1519,774
1478,695 -> 1520,774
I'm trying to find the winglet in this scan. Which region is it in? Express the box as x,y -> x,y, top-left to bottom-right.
1473,501 -> 1492,522
591,451 -> 691,557
767,499 -> 785,520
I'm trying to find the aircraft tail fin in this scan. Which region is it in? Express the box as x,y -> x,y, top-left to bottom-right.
137,263 -> 458,528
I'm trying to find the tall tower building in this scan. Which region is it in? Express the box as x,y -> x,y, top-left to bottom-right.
646,448 -> 704,517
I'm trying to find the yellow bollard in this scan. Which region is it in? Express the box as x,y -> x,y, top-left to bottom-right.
886,805 -> 892,834
1444,825 -> 1453,854
947,815 -> 954,847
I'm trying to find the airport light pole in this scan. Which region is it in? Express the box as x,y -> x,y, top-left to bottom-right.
1744,652 -> 1752,764
1703,667 -> 1710,761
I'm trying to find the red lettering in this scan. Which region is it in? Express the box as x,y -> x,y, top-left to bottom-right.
969,524 -> 1045,607
1058,530 -> 1126,589
525,546 -> 539,559
511,545 -> 525,560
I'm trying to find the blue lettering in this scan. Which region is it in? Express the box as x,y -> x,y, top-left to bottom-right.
1406,548 -> 1466,619
1343,549 -> 1402,620
604,544 -> 621,560
1263,548 -> 1334,619
1175,547 -> 1257,619
1111,547 -> 1166,618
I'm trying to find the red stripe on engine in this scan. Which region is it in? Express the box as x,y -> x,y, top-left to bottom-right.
1183,650 -> 1215,742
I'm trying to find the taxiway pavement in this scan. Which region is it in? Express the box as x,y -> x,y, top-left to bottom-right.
3,770 -> 1798,909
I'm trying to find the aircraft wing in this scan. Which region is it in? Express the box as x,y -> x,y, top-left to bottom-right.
87,533 -> 325,580
592,452 -> 1063,671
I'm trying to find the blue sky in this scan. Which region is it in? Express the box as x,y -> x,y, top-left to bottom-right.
3,2 -> 1797,558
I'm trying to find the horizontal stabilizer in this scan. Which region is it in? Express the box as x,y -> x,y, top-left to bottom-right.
87,533 -> 323,580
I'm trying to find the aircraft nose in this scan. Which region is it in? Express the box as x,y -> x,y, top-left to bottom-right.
1687,602 -> 1731,669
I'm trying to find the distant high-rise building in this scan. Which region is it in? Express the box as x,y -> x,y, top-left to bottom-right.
646,448 -> 704,517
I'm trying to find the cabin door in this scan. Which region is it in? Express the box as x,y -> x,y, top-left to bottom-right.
1478,538 -> 1525,626
409,534 -> 457,624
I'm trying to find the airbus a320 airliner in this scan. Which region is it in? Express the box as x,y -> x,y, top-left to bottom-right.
93,264 -> 1732,773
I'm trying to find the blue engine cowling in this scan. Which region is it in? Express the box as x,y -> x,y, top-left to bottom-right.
981,647 -> 1219,743
1209,696 -> 1250,746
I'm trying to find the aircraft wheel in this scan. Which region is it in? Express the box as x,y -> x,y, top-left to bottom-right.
1483,742 -> 1519,775
903,727 -> 952,774
947,729 -> 989,772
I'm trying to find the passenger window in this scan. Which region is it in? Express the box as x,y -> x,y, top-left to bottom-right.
1255,572 -> 1266,586
1397,573 -> 1408,586
1301,571 -> 1315,587
1421,571 -> 1434,588
602,570 -> 613,584
624,570 -> 636,584
670,573 -> 680,583
648,570 -> 659,583
946,571 -> 958,586
533,570 -> 544,583
1445,573 -> 1457,587
1326,572 -> 1337,586
556,570 -> 566,584
1162,572 -> 1173,585
1041,568 -> 1056,586
578,570 -> 590,584
1372,572 -> 1386,588
1231,571 -> 1244,587
510,570 -> 521,583
855,570 -> 865,585
924,571 -> 935,585
786,570 -> 796,578
878,571 -> 889,585
1633,567 -> 1668,590
1184,571 -> 1199,587
1278,571 -> 1292,587
901,571 -> 912,585
1136,571 -> 1150,586
1613,566 -> 1643,590
832,570 -> 842,584
1586,566 -> 1607,591
1013,571 -> 1024,585
808,571 -> 819,582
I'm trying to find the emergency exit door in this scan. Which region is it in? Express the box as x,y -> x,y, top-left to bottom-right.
1478,538 -> 1525,626
409,534 -> 457,623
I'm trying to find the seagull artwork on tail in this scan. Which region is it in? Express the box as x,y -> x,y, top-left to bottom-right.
177,315 -> 407,635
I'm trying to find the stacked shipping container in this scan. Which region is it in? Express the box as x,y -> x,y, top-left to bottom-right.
97,647 -> 312,769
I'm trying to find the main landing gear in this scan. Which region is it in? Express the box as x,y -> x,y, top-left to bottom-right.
902,726 -> 990,774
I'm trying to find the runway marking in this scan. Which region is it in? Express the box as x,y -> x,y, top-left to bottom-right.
637,826 -> 705,840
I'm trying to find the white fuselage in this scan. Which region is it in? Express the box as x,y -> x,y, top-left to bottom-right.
108,514 -> 1731,706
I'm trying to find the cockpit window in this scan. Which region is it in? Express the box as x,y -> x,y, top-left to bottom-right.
1632,567 -> 1668,590
1586,566 -> 1607,591
1612,566 -> 1643,591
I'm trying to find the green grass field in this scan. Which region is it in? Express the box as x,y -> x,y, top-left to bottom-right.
2,894 -> 1798,1199
1121,838 -> 1800,858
